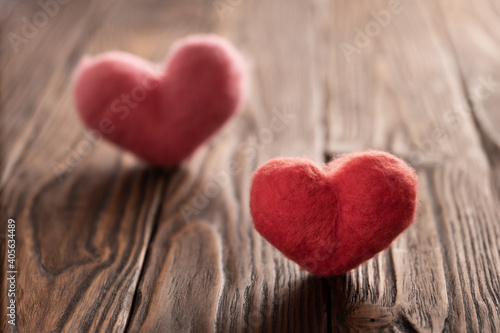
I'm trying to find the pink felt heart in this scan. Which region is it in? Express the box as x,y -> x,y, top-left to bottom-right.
250,151 -> 418,276
73,34 -> 247,167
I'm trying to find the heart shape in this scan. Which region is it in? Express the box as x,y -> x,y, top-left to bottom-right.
73,34 -> 247,167
250,151 -> 418,276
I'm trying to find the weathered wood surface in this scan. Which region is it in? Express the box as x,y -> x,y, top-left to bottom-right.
1,0 -> 500,331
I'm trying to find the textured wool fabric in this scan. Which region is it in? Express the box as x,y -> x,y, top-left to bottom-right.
73,34 -> 247,167
250,151 -> 418,276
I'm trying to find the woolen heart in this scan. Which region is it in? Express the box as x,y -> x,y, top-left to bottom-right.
249,151 -> 418,276
73,34 -> 247,167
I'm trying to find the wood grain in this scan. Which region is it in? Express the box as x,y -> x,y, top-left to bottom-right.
1,0 -> 500,332
322,0 -> 500,331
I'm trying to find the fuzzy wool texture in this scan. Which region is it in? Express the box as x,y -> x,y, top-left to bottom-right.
250,150 -> 418,276
73,34 -> 247,167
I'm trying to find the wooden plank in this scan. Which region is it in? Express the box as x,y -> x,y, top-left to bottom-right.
1,0 -> 500,331
439,0 -> 500,188
322,0 -> 500,331
126,0 -> 330,331
0,1 -> 169,331
438,0 -> 500,330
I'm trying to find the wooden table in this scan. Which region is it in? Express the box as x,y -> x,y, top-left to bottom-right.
2,0 -> 500,331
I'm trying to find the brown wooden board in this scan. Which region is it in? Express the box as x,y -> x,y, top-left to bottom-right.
1,0 -> 499,332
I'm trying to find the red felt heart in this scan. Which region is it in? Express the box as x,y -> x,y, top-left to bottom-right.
250,151 -> 418,276
73,34 -> 247,167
